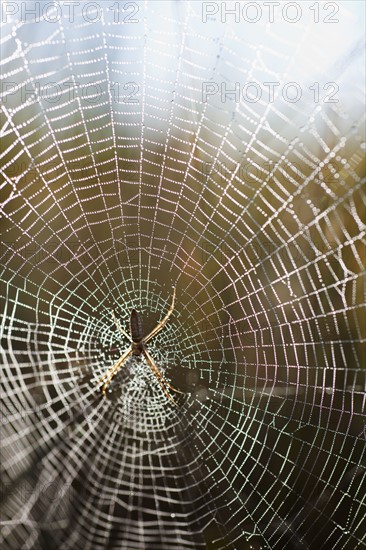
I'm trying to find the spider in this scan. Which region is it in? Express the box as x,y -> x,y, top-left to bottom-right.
98,287 -> 183,405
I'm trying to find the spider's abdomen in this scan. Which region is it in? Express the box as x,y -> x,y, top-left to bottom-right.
130,309 -> 144,343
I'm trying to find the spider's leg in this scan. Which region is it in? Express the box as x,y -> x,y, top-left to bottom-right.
143,347 -> 182,406
144,286 -> 176,343
143,350 -> 178,406
98,346 -> 133,397
98,347 -> 132,386
155,371 -> 184,394
112,310 -> 132,341
143,347 -> 183,393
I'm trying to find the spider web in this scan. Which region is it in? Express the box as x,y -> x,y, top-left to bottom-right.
1,1 -> 365,549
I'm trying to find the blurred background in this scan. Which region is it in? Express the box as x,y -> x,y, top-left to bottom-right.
1,1 -> 365,549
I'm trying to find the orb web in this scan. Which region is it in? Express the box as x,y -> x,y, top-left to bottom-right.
1,2 -> 365,549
